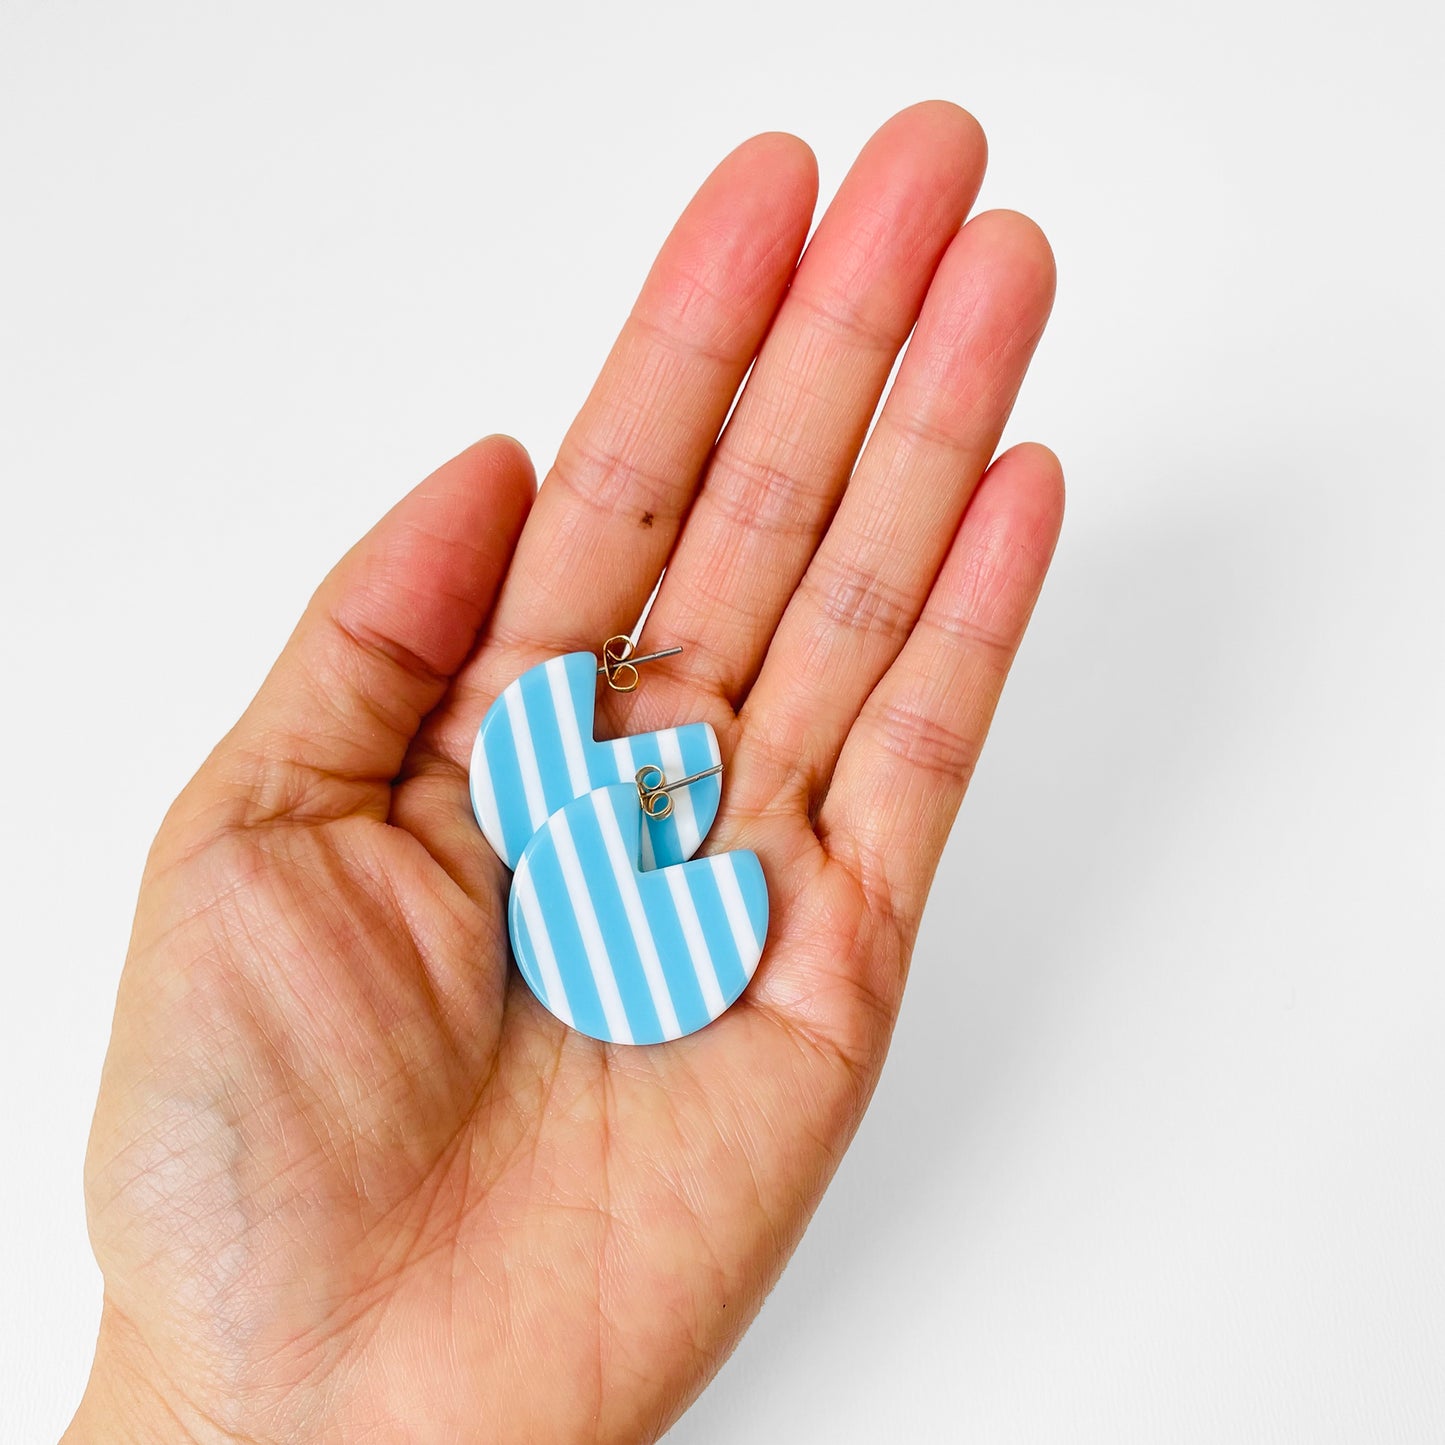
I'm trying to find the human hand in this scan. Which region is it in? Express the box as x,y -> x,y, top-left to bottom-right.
67,101 -> 1062,1443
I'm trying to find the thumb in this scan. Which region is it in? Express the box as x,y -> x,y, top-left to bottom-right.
214,434 -> 534,822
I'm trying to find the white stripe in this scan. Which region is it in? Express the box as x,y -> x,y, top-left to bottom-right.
665,866 -> 726,1018
468,727 -> 505,856
610,734 -> 636,787
503,684 -> 548,829
704,725 -> 721,768
712,854 -> 763,978
655,730 -> 699,853
611,736 -> 655,871
550,809 -> 633,1044
546,656 -> 591,798
512,858 -> 573,1027
593,791 -> 681,1040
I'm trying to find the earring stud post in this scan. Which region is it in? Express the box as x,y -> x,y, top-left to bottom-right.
634,762 -> 723,820
598,635 -> 683,693
595,645 -> 682,677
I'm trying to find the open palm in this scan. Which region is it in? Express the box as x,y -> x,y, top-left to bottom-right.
71,103 -> 1062,1444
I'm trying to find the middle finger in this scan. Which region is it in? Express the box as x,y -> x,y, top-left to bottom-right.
644,101 -> 987,706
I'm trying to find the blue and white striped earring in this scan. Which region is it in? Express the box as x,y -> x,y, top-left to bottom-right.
469,636 -> 721,871
508,763 -> 769,1044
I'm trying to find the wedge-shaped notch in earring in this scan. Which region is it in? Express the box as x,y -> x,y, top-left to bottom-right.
469,646 -> 721,871
508,778 -> 768,1045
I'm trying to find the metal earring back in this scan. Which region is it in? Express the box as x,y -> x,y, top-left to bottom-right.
597,634 -> 682,693
635,762 -> 725,821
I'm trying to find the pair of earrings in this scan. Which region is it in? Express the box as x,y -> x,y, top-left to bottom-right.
469,636 -> 769,1045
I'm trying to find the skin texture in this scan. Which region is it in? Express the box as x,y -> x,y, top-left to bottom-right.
66,103 -> 1063,1443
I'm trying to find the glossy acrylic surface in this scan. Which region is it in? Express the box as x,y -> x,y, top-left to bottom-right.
508,782 -> 768,1045
469,651 -> 721,870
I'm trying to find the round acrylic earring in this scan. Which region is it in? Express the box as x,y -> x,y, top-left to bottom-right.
469,636 -> 721,871
508,765 -> 769,1045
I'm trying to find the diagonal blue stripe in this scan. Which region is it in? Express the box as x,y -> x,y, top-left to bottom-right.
642,871 -> 712,1033
567,795 -> 664,1044
682,860 -> 748,1001
518,662 -> 571,822
519,840 -> 609,1041
562,651 -> 601,759
733,851 -> 769,953
507,859 -> 551,1012
481,699 -> 529,865
474,654 -> 724,876
676,722 -> 721,848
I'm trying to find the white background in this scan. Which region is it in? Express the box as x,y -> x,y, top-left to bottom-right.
2,1 -> 1442,1439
